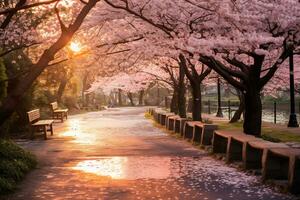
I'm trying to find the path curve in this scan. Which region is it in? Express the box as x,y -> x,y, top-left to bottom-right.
5,107 -> 297,200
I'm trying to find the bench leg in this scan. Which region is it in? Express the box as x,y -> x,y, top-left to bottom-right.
61,113 -> 64,122
50,124 -> 54,136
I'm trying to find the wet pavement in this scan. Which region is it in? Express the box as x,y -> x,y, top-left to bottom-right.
4,107 -> 298,200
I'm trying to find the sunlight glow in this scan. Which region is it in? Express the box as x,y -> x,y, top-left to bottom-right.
72,157 -> 176,180
61,119 -> 97,144
73,158 -> 127,179
69,41 -> 81,53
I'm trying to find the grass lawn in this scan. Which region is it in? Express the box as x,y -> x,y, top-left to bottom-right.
217,121 -> 300,143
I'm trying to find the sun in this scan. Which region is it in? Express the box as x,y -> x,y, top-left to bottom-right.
69,42 -> 81,53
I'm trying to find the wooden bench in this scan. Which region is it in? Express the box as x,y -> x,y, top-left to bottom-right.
262,148 -> 300,194
166,115 -> 180,131
174,118 -> 189,136
226,134 -> 261,163
193,123 -> 218,145
27,109 -> 54,140
159,112 -> 168,125
183,121 -> 202,140
212,130 -> 242,154
154,111 -> 163,123
50,102 -> 68,122
243,140 -> 289,170
153,109 -> 163,122
163,113 -> 175,127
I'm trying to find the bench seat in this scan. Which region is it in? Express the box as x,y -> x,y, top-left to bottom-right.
243,140 -> 289,170
174,118 -> 189,135
164,113 -> 176,128
183,121 -> 203,139
193,123 -> 218,145
262,148 -> 300,194
212,130 -> 244,154
50,102 -> 68,122
160,112 -> 174,126
27,109 -> 54,140
153,109 -> 164,123
226,134 -> 261,163
166,115 -> 180,131
32,120 -> 54,126
54,109 -> 69,113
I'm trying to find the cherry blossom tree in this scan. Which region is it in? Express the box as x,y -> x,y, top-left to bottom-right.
101,0 -> 300,136
0,0 -> 100,135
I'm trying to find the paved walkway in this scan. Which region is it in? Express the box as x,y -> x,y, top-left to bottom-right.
5,107 -> 298,200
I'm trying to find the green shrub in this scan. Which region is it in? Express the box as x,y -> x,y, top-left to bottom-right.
0,140 -> 37,194
0,177 -> 15,194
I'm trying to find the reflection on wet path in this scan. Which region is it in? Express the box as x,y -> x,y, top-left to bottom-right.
69,155 -> 295,200
72,157 -> 175,180
7,107 -> 298,200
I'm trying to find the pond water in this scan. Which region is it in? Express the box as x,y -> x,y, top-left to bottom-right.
206,107 -> 300,125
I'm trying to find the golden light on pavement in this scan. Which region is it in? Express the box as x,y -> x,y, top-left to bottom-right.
69,41 -> 81,53
73,157 -> 127,179
61,119 -> 97,144
72,157 -> 176,180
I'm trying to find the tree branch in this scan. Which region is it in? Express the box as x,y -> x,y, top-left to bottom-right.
259,49 -> 290,89
0,0 -> 58,15
199,55 -> 246,91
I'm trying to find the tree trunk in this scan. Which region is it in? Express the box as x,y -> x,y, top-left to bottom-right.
57,77 -> 68,103
138,90 -> 144,105
191,83 -> 202,121
243,90 -> 262,136
0,0 -> 97,136
0,95 -> 19,136
82,72 -> 89,106
230,90 -> 245,123
118,89 -> 123,106
178,62 -> 186,118
156,86 -> 160,106
128,92 -> 134,106
170,90 -> 178,114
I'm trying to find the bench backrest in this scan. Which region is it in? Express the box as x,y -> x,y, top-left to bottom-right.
27,109 -> 40,123
50,102 -> 58,111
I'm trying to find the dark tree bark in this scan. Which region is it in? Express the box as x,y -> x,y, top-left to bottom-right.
190,83 -> 202,121
170,90 -> 178,113
1,0 -> 26,29
243,89 -> 262,136
230,90 -> 245,123
57,76 -> 68,103
179,54 -> 211,121
138,90 -> 144,105
118,89 -> 123,106
199,50 -> 289,136
178,57 -> 187,118
0,0 -> 99,136
156,86 -> 160,106
127,92 -> 134,106
103,0 -> 290,137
